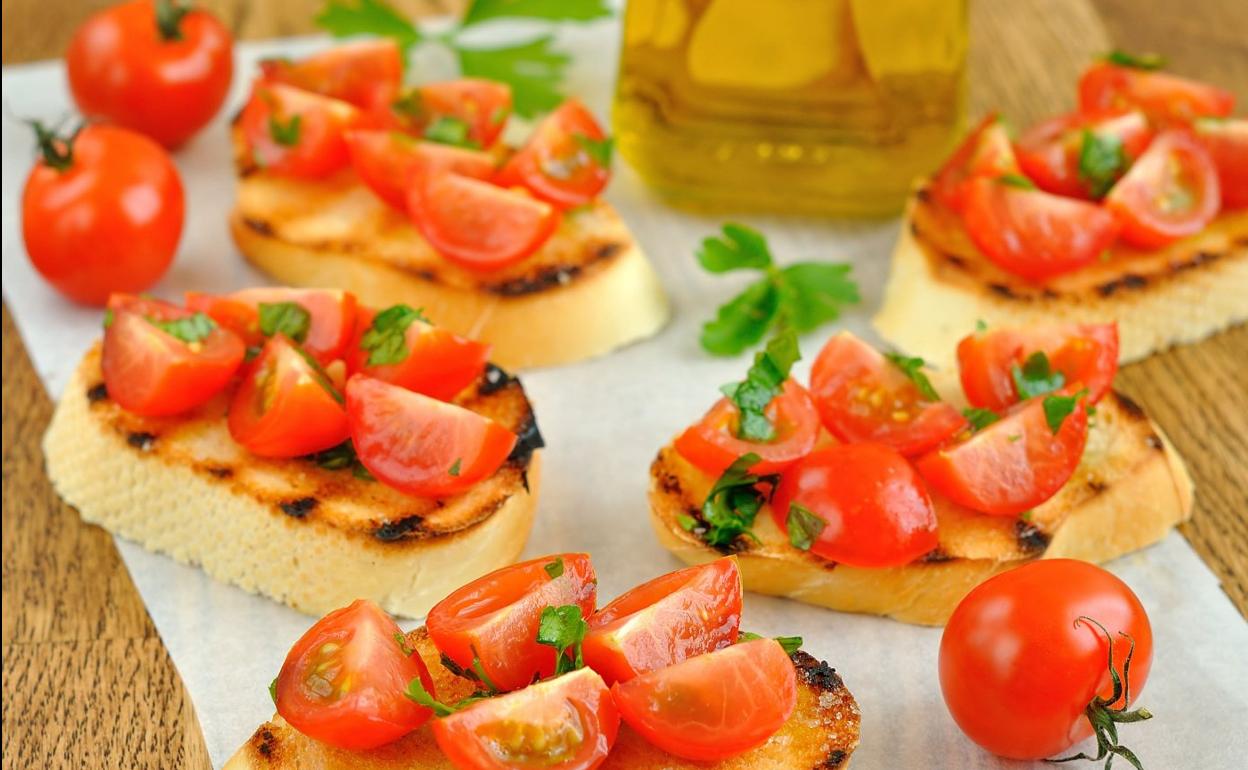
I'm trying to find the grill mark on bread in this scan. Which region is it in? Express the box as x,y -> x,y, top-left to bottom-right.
1114,392 -> 1148,421
127,432 -> 156,451
254,727 -> 278,760
480,363 -> 515,395
792,651 -> 845,694
1096,273 -> 1148,297
920,547 -> 955,563
507,413 -> 546,468
1015,520 -> 1051,553
374,514 -> 426,541
243,217 -> 275,237
205,466 -> 234,479
820,749 -> 850,768
87,383 -> 109,403
484,242 -> 623,297
279,497 -> 318,519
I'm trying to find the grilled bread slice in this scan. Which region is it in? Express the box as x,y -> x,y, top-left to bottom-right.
43,345 -> 543,619
224,627 -> 861,770
650,390 -> 1193,626
873,183 -> 1248,367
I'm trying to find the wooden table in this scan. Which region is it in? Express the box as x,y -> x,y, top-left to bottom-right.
3,1 -> 1246,767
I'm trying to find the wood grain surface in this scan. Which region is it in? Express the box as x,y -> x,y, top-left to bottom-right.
3,1 -> 1246,769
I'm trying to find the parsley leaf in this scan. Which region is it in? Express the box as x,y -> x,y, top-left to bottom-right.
999,173 -> 1036,190
719,330 -> 800,442
258,302 -> 311,343
536,604 -> 588,676
544,556 -> 564,579
1043,390 -> 1088,433
150,313 -> 217,344
457,35 -> 568,118
268,114 -> 302,147
424,115 -> 478,148
1078,130 -> 1126,199
1012,352 -> 1066,400
575,134 -> 613,167
739,631 -> 803,655
786,503 -> 826,551
461,0 -> 612,27
1105,50 -> 1165,70
884,353 -> 941,402
962,407 -> 1001,432
316,0 -> 422,53
775,262 -> 860,333
700,278 -> 780,356
697,223 -> 773,273
360,304 -> 428,366
695,453 -> 777,548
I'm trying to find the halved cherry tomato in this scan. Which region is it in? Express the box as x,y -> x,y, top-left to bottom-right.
1078,61 -> 1234,126
427,554 -> 597,693
611,639 -> 796,761
239,81 -> 360,178
809,332 -> 966,457
107,293 -> 189,321
1105,129 -> 1221,248
432,667 -> 619,770
344,130 -> 496,210
410,79 -> 513,149
346,306 -> 490,401
1195,118 -> 1248,208
101,306 -> 244,417
957,323 -> 1119,412
931,113 -> 1020,212
771,444 -> 939,567
962,177 -> 1122,282
916,393 -> 1089,516
260,39 -> 402,112
1015,110 -> 1153,199
345,375 -> 516,497
495,99 -> 611,209
407,171 -> 560,271
228,335 -> 349,458
674,379 -> 820,476
583,558 -> 741,686
187,287 -> 357,365
275,599 -> 435,751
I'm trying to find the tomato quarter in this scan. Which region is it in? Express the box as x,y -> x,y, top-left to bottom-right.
931,113 -> 1019,212
1015,110 -> 1153,199
1078,61 -> 1234,126
260,39 -> 402,112
411,79 -> 513,149
1195,118 -> 1248,208
240,81 -> 360,179
674,379 -> 820,476
344,130 -> 496,210
495,100 -> 612,209
346,306 -> 490,401
1105,129 -> 1221,248
188,287 -> 358,365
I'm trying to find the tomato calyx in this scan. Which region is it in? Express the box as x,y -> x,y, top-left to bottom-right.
29,119 -> 82,173
154,0 -> 190,42
679,452 -> 777,549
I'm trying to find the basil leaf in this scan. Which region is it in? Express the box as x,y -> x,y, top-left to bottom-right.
719,330 -> 801,442
695,453 -> 777,548
963,407 -> 1001,432
1012,352 -> 1066,400
268,114 -> 302,147
424,115 -> 478,148
1078,130 -> 1126,199
544,556 -> 564,579
150,313 -> 217,344
786,503 -> 826,551
258,302 -> 311,343
535,605 -> 588,675
574,133 -> 613,167
360,304 -> 428,366
884,353 -> 941,402
1043,390 -> 1087,433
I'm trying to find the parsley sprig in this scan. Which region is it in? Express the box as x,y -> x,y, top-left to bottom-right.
536,605 -> 589,676
719,331 -> 800,442
679,453 -> 777,549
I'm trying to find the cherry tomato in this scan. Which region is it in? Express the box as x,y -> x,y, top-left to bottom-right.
771,444 -> 938,567
957,323 -> 1119,412
345,374 -> 516,498
239,81 -> 360,179
1078,61 -> 1234,126
427,554 -> 597,693
931,113 -> 1020,212
962,177 -> 1122,282
1105,129 -> 1221,248
22,123 -> 184,306
917,393 -> 1089,516
809,332 -> 967,456
344,130 -> 496,210
275,599 -> 436,751
495,100 -> 611,209
407,170 -> 560,271
941,560 -> 1153,760
260,39 -> 402,112
611,639 -> 796,761
674,379 -> 820,477
187,287 -> 358,365
1015,110 -> 1153,199
66,0 -> 233,148
346,306 -> 490,401
432,668 -> 619,770
107,292 -> 188,321
1195,118 -> 1248,208
409,79 -> 513,148
583,558 -> 741,686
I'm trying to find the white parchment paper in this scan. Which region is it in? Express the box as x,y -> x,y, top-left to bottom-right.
3,22 -> 1246,770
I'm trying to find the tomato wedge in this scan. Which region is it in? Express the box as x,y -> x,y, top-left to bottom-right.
432,668 -> 619,770
274,599 -> 435,751
407,170 -> 560,271
611,639 -> 797,761
411,79 -> 513,149
1078,61 -> 1234,126
346,305 -> 490,401
345,375 -> 516,497
957,323 -> 1119,412
916,393 -> 1089,516
259,40 -> 403,112
495,99 -> 612,209
674,379 -> 820,476
187,287 -> 357,365
1015,110 -> 1153,199
239,81 -> 360,179
962,176 -> 1122,282
809,332 -> 966,456
101,305 -> 244,417
583,558 -> 741,686
931,113 -> 1020,212
344,130 -> 496,210
1105,129 -> 1222,248
1195,118 -> 1248,209
426,554 -> 597,693
771,444 -> 939,567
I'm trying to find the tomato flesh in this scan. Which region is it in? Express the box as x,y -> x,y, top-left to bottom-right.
409,79 -> 513,149
187,287 -> 357,365
260,39 -> 402,112
1105,129 -> 1221,249
1078,62 -> 1234,126
495,100 -> 611,209
346,306 -> 490,401
674,379 -> 820,476
1195,118 -> 1248,208
931,113 -> 1020,212
1015,110 -> 1153,199
240,81 -> 360,179
583,558 -> 741,686
345,130 -> 496,210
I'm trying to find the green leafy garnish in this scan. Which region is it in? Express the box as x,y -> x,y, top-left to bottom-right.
575,134 -> 613,167
963,407 -> 1001,432
102,308 -> 114,329
1043,390 -> 1088,433
150,312 -> 217,344
394,632 -> 414,656
448,458 -> 462,477
268,114 -> 302,147
424,116 -> 478,148
1079,130 -> 1126,199
999,173 -> 1036,190
360,304 -> 428,366
1105,50 -> 1166,70
786,504 -> 826,551
268,677 -> 278,706
405,676 -> 489,716
544,556 -> 564,579
694,453 -> 777,548
1012,351 -> 1066,400
316,0 -> 422,53
884,353 -> 941,402
258,302 -> 311,343
536,605 -> 588,676
460,0 -> 611,27
293,346 -> 345,404
975,319 -> 989,332
457,36 -> 567,117
739,631 -> 803,655
719,330 -> 800,442
308,440 -> 374,480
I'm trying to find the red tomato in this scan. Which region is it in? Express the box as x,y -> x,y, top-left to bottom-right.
275,599 -> 435,751
66,0 -> 232,148
941,560 -> 1153,760
412,79 -> 513,148
957,323 -> 1119,412
917,393 -> 1089,516
22,123 -> 184,306
228,335 -> 349,458
346,306 -> 490,401
1195,118 -> 1248,209
407,171 -> 560,270
583,558 -> 741,686
239,81 -> 360,179
432,668 -> 619,770
809,332 -> 966,456
187,287 -> 358,365
674,379 -> 820,476
1078,61 -> 1234,126
931,113 -> 1020,211
102,307 -> 244,417
771,444 -> 939,567
1015,110 -> 1153,198
962,177 -> 1122,282
107,292 -> 188,321
344,130 -> 496,210
611,639 -> 796,761
260,40 -> 402,112
495,99 -> 611,209
426,554 -> 597,693
345,375 -> 516,497
1105,129 -> 1221,248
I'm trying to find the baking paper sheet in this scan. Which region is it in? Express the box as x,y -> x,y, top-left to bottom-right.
4,22 -> 1247,769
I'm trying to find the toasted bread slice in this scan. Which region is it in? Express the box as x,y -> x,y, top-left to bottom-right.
43,346 -> 543,619
650,390 -> 1193,626
224,627 -> 861,770
873,184 -> 1248,366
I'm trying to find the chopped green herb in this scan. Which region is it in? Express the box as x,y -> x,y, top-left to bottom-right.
575,133 -> 613,167
360,304 -> 428,366
963,407 -> 1001,432
1105,50 -> 1166,70
244,345 -> 262,363
308,440 -> 374,481
1020,510 -> 1034,523
884,352 -> 941,402
786,503 -> 826,551
258,301 -> 311,343
719,330 -> 801,442
1012,351 -> 1066,400
739,631 -> 803,655
405,676 -> 487,716
1078,130 -> 1126,199
424,115 -> 478,148
102,308 -> 114,329
676,514 -> 698,532
292,345 -> 345,404
1043,390 -> 1088,433
975,319 -> 989,332
448,458 -> 462,477
268,114 -> 302,147
544,556 -> 564,579
468,646 -> 501,694
696,453 -> 777,548
394,632 -> 414,656
150,312 -> 217,344
268,677 -> 277,706
536,605 -> 588,676
391,89 -> 423,120
999,173 -> 1037,190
